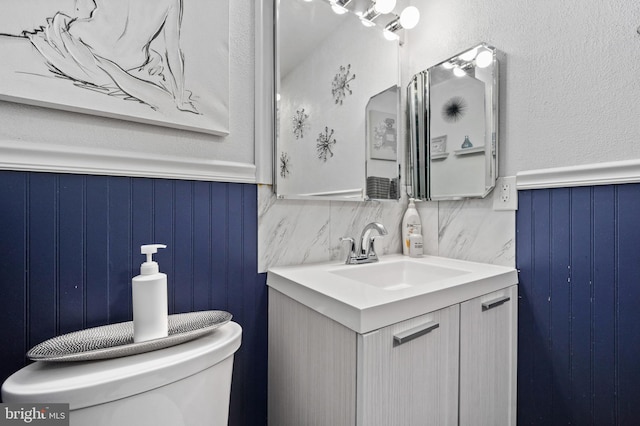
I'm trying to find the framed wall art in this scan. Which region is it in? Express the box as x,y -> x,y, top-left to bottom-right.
0,0 -> 229,136
368,109 -> 397,161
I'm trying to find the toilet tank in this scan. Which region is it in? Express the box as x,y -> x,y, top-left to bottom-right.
2,321 -> 242,426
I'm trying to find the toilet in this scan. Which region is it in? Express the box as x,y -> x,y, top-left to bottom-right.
1,321 -> 242,426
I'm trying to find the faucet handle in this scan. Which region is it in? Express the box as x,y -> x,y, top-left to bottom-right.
339,237 -> 356,252
339,237 -> 357,264
366,235 -> 384,259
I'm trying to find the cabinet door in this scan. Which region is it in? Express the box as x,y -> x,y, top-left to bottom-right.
357,305 -> 459,426
268,289 -> 357,426
459,285 -> 517,426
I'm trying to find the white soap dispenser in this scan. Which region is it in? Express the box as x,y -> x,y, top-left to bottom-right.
132,244 -> 168,343
402,198 -> 422,255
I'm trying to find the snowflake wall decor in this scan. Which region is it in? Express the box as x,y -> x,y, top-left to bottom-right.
292,108 -> 309,139
331,64 -> 356,105
279,152 -> 291,178
316,127 -> 336,162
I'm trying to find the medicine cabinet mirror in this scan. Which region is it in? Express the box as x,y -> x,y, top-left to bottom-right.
274,0 -> 401,201
408,43 -> 499,200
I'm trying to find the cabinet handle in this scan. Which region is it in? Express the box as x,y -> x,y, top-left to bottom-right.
393,321 -> 439,346
482,295 -> 510,311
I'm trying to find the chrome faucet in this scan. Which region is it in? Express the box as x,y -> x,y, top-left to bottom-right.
340,222 -> 388,265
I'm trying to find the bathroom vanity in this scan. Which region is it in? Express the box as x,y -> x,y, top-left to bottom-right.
267,255 -> 517,426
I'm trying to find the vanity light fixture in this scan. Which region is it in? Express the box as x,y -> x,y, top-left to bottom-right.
475,50 -> 493,68
360,0 -> 397,26
383,29 -> 400,41
453,66 -> 467,77
459,47 -> 478,62
452,61 -> 474,77
331,0 -> 352,15
384,6 -> 420,36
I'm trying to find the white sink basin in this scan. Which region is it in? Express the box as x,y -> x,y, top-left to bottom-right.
329,259 -> 469,290
267,254 -> 518,333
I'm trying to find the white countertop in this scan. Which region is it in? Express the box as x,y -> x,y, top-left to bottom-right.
267,254 -> 518,333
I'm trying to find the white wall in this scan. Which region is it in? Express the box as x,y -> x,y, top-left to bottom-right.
0,1 -> 255,175
406,0 -> 640,175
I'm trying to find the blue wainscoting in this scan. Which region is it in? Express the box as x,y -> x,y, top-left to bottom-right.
0,171 -> 267,426
517,184 -> 640,425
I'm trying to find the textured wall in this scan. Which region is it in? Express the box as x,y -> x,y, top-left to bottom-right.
0,171 -> 267,426
516,184 -> 640,425
406,0 -> 640,175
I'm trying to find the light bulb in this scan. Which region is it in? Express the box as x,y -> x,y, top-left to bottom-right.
374,0 -> 396,14
331,3 -> 348,14
453,67 -> 466,77
475,50 -> 493,68
459,47 -> 478,62
399,6 -> 420,29
276,93 -> 281,102
442,61 -> 455,69
359,14 -> 375,27
383,29 -> 399,41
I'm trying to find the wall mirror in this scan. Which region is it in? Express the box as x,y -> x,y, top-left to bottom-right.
275,0 -> 401,201
408,43 -> 499,200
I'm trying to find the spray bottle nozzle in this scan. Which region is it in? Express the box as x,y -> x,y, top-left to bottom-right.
140,244 -> 167,274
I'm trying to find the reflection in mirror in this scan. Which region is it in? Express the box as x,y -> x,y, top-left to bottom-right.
275,0 -> 400,201
365,86 -> 400,200
409,43 -> 499,200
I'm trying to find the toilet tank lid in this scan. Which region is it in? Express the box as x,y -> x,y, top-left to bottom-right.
1,321 -> 241,410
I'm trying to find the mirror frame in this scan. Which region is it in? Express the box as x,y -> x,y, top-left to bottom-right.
409,43 -> 499,201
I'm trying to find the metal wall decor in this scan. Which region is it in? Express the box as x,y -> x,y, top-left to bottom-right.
442,96 -> 468,122
316,126 -> 337,161
331,64 -> 356,105
280,152 -> 291,178
292,108 -> 309,139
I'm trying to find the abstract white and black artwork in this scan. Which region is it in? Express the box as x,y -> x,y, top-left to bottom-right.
0,0 -> 229,135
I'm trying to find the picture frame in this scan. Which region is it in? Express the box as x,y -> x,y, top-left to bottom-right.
0,0 -> 229,136
368,109 -> 397,161
431,135 -> 448,154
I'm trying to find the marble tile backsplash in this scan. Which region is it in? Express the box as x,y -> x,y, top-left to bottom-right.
258,185 -> 515,272
258,185 -> 405,272
430,197 -> 515,267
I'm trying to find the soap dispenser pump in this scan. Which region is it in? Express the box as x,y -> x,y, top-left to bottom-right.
132,244 -> 168,343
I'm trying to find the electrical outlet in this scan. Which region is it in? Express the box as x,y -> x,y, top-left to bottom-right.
493,176 -> 518,211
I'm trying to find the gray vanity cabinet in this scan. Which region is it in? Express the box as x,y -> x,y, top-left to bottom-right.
268,285 -> 517,426
459,285 -> 518,426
